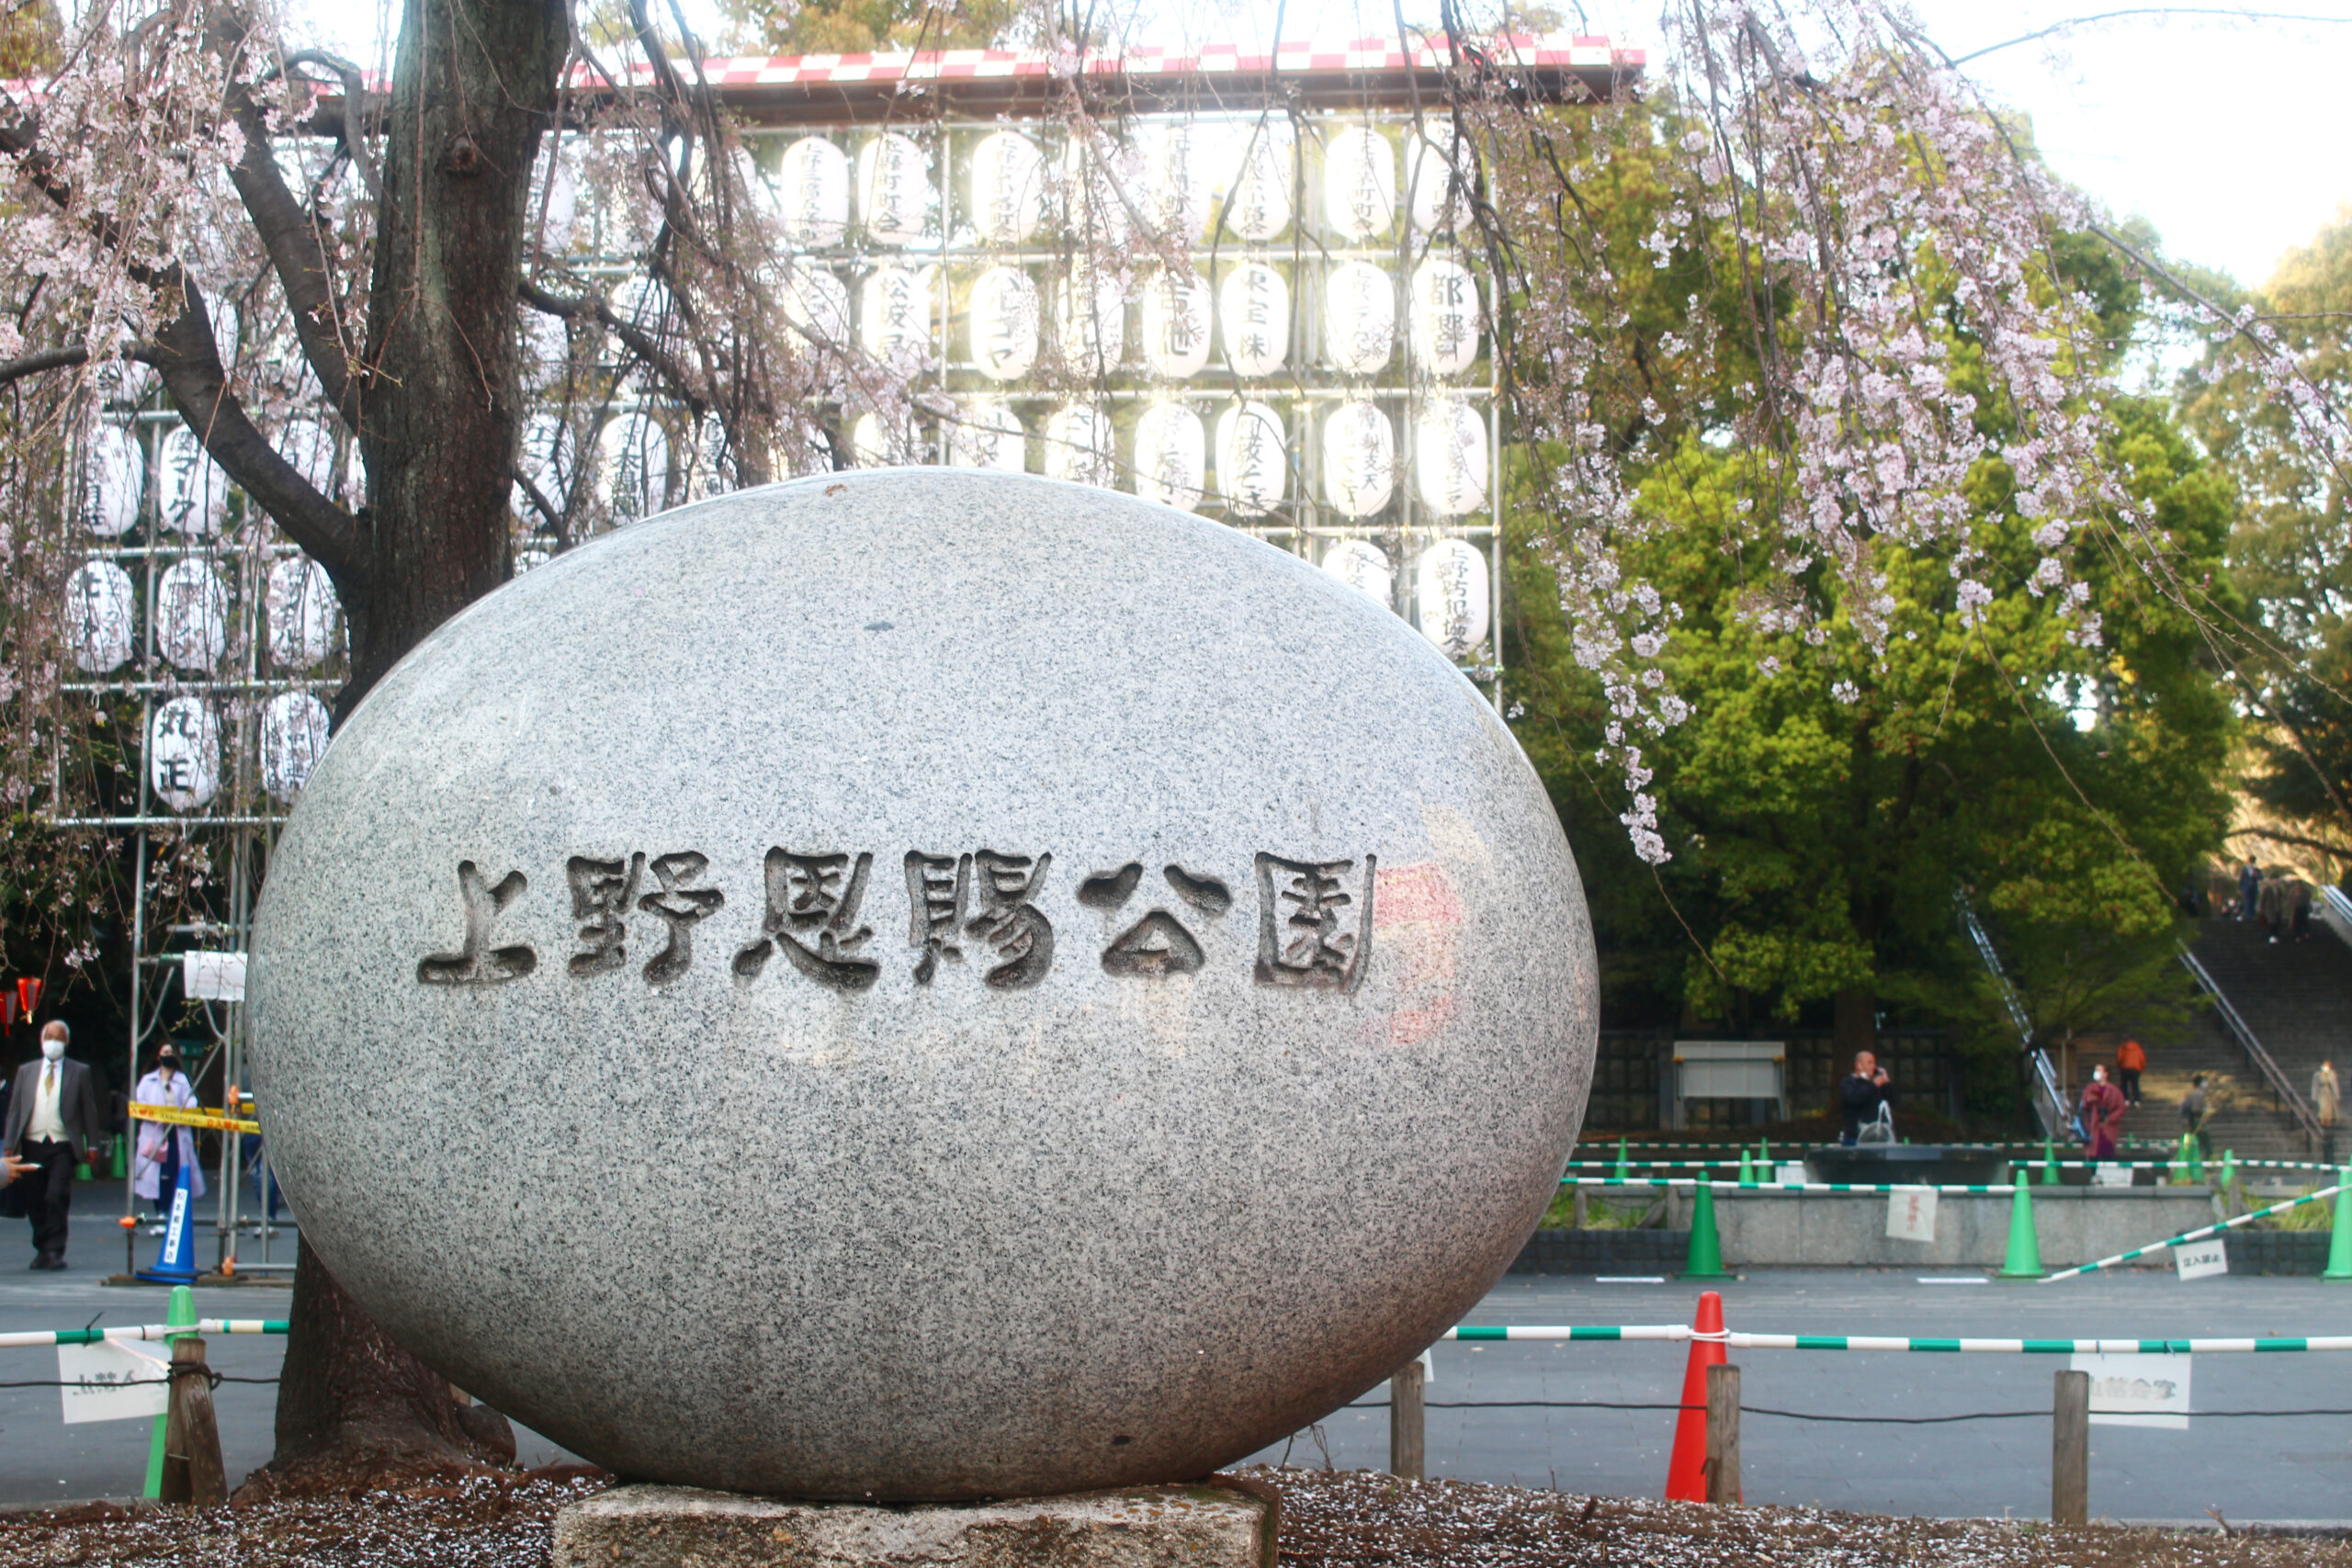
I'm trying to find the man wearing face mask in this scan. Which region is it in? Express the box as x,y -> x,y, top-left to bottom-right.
3,1022 -> 107,1270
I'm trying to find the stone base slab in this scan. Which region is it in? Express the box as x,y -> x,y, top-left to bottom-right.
552,1482 -> 1276,1568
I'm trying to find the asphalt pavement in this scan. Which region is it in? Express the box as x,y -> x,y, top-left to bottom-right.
0,1183 -> 2344,1520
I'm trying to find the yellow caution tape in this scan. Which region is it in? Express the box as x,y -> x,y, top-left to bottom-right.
130,1103 -> 259,1134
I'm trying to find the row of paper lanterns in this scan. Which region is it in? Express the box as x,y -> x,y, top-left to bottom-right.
750,123 -> 1470,251
1318,536 -> 1493,662
786,254 -> 1480,382
62,555 -> 340,675
147,691 -> 331,811
893,395 -> 1489,519
79,419 -> 346,539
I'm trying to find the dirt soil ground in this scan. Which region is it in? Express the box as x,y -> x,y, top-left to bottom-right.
0,1466 -> 2340,1566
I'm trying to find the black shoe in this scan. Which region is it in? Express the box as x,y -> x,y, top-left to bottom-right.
28,1252 -> 56,1270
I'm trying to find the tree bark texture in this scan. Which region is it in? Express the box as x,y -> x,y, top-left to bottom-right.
256,0 -> 567,1492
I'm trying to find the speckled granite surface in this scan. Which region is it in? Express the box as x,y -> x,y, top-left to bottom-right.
250,469 -> 1596,1498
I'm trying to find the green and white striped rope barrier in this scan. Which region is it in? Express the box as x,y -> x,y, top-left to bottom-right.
1442,1325 -> 2352,1353
1564,1156 -> 2339,1174
0,1320 -> 287,1350
1566,1176 -> 2024,1194
2039,1185 -> 2345,1282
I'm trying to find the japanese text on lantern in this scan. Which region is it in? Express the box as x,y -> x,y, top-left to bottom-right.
416,849 -> 1374,993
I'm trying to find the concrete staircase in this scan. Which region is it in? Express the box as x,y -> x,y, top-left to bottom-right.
2164,914 -> 2346,1167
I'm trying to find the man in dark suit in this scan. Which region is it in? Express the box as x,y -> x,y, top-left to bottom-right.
4,1022 -> 107,1269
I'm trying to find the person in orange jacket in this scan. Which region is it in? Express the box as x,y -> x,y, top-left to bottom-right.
2116,1038 -> 2147,1108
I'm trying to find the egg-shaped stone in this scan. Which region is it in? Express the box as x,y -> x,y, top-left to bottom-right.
249,469 -> 1595,1503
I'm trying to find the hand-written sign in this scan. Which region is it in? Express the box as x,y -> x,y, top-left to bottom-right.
58,1340 -> 167,1425
419,850 -> 1377,994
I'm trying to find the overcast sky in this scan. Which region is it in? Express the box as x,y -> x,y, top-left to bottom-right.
300,0 -> 2351,291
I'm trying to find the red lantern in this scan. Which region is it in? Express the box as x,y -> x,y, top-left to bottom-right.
17,977 -> 40,1019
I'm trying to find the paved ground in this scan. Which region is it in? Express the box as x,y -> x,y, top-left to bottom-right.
1240,1270 -> 2352,1523
1,1186 -> 2343,1520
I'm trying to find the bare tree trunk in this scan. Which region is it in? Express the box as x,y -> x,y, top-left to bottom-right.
252,0 -> 569,1494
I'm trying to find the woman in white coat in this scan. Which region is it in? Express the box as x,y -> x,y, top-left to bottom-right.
132,1046 -> 205,1228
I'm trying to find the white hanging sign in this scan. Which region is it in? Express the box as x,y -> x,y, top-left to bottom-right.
1416,537 -> 1491,661
1225,127 -> 1294,241
598,413 -> 671,525
948,401 -> 1025,473
969,130 -> 1048,244
856,131 -> 928,245
967,266 -> 1040,382
156,426 -> 226,536
266,555 -> 340,669
63,559 -> 135,673
776,135 -> 850,246
1056,264 -> 1125,374
149,696 -> 220,812
1218,263 -> 1288,378
261,691 -> 334,803
860,265 -> 936,362
1138,122 -> 1209,243
155,559 -> 228,671
1216,402 -> 1287,516
1132,403 -> 1204,513
1885,1187 -> 1939,1242
780,263 -> 851,353
1321,401 -> 1395,518
1323,260 -> 1395,376
1142,268 -> 1212,380
182,949 -> 249,1002
1042,403 -> 1115,488
1414,398 -> 1489,517
1406,122 -> 1471,233
2174,1238 -> 2228,1281
58,1341 -> 167,1425
82,423 -> 142,537
1323,126 -> 1396,241
2073,1352 -> 2190,1429
1322,539 -> 1394,605
1410,257 -> 1482,376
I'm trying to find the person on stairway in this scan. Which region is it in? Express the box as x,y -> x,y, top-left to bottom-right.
2258,872 -> 2285,942
2314,1060 -> 2339,1164
2080,1065 -> 2128,1161
2180,1072 -> 2212,1163
2238,857 -> 2260,919
2289,877 -> 2312,942
2115,1038 -> 2146,1107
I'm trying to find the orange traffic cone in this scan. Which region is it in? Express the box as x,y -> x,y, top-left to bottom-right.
1664,1290 -> 1727,1501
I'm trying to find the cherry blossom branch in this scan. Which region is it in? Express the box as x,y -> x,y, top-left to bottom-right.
517,277 -> 708,424
0,345 -> 91,389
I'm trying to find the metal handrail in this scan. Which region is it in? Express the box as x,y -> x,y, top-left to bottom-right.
2177,949 -> 2324,1152
1955,891 -> 2067,1139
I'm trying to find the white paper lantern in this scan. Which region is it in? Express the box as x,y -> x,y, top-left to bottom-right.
776,136 -> 851,246
156,427 -> 226,536
1137,122 -> 1210,243
598,413 -> 671,525
969,130 -> 1048,244
149,697 -> 220,813
260,691 -> 334,804
851,410 -> 921,467
1141,268 -> 1212,380
1409,257 -> 1483,377
1042,403 -> 1115,488
155,559 -> 228,671
81,423 -> 142,537
860,265 -> 937,362
63,559 -> 135,672
1321,539 -> 1395,605
967,266 -> 1041,381
531,146 -> 584,251
1416,537 -> 1491,660
1056,264 -> 1124,374
1406,122 -> 1471,234
1218,263 -> 1288,378
948,401 -> 1025,472
1225,127 -> 1294,241
1323,260 -> 1396,376
856,132 -> 929,246
267,555 -> 341,669
779,263 -> 852,353
1060,135 -> 1132,247
1322,126 -> 1396,241
1216,402 -> 1287,516
1414,399 -> 1489,517
1322,401 -> 1395,518
1133,403 -> 1205,513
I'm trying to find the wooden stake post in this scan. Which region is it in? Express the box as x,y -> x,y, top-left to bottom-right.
2052,1370 -> 2089,1526
1389,1356 -> 1425,1481
1704,1363 -> 1741,1504
162,1336 -> 227,1506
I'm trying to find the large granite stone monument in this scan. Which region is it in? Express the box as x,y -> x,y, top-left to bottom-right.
250,469 -> 1596,1501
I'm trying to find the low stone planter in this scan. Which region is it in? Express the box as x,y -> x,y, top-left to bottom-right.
1510,1228 -> 1691,1274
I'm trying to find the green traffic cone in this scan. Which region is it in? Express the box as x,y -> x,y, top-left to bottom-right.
2221,1149 -> 2237,1190
110,1136 -> 127,1180
1738,1147 -> 1758,1188
2041,1134 -> 2058,1185
2165,1135 -> 2185,1186
145,1285 -> 197,1498
2188,1136 -> 2206,1186
1999,1166 -> 2043,1280
1685,1177 -> 1728,1280
1760,1137 -> 1773,1171
2324,1169 -> 2352,1283
1614,1138 -> 1629,1181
